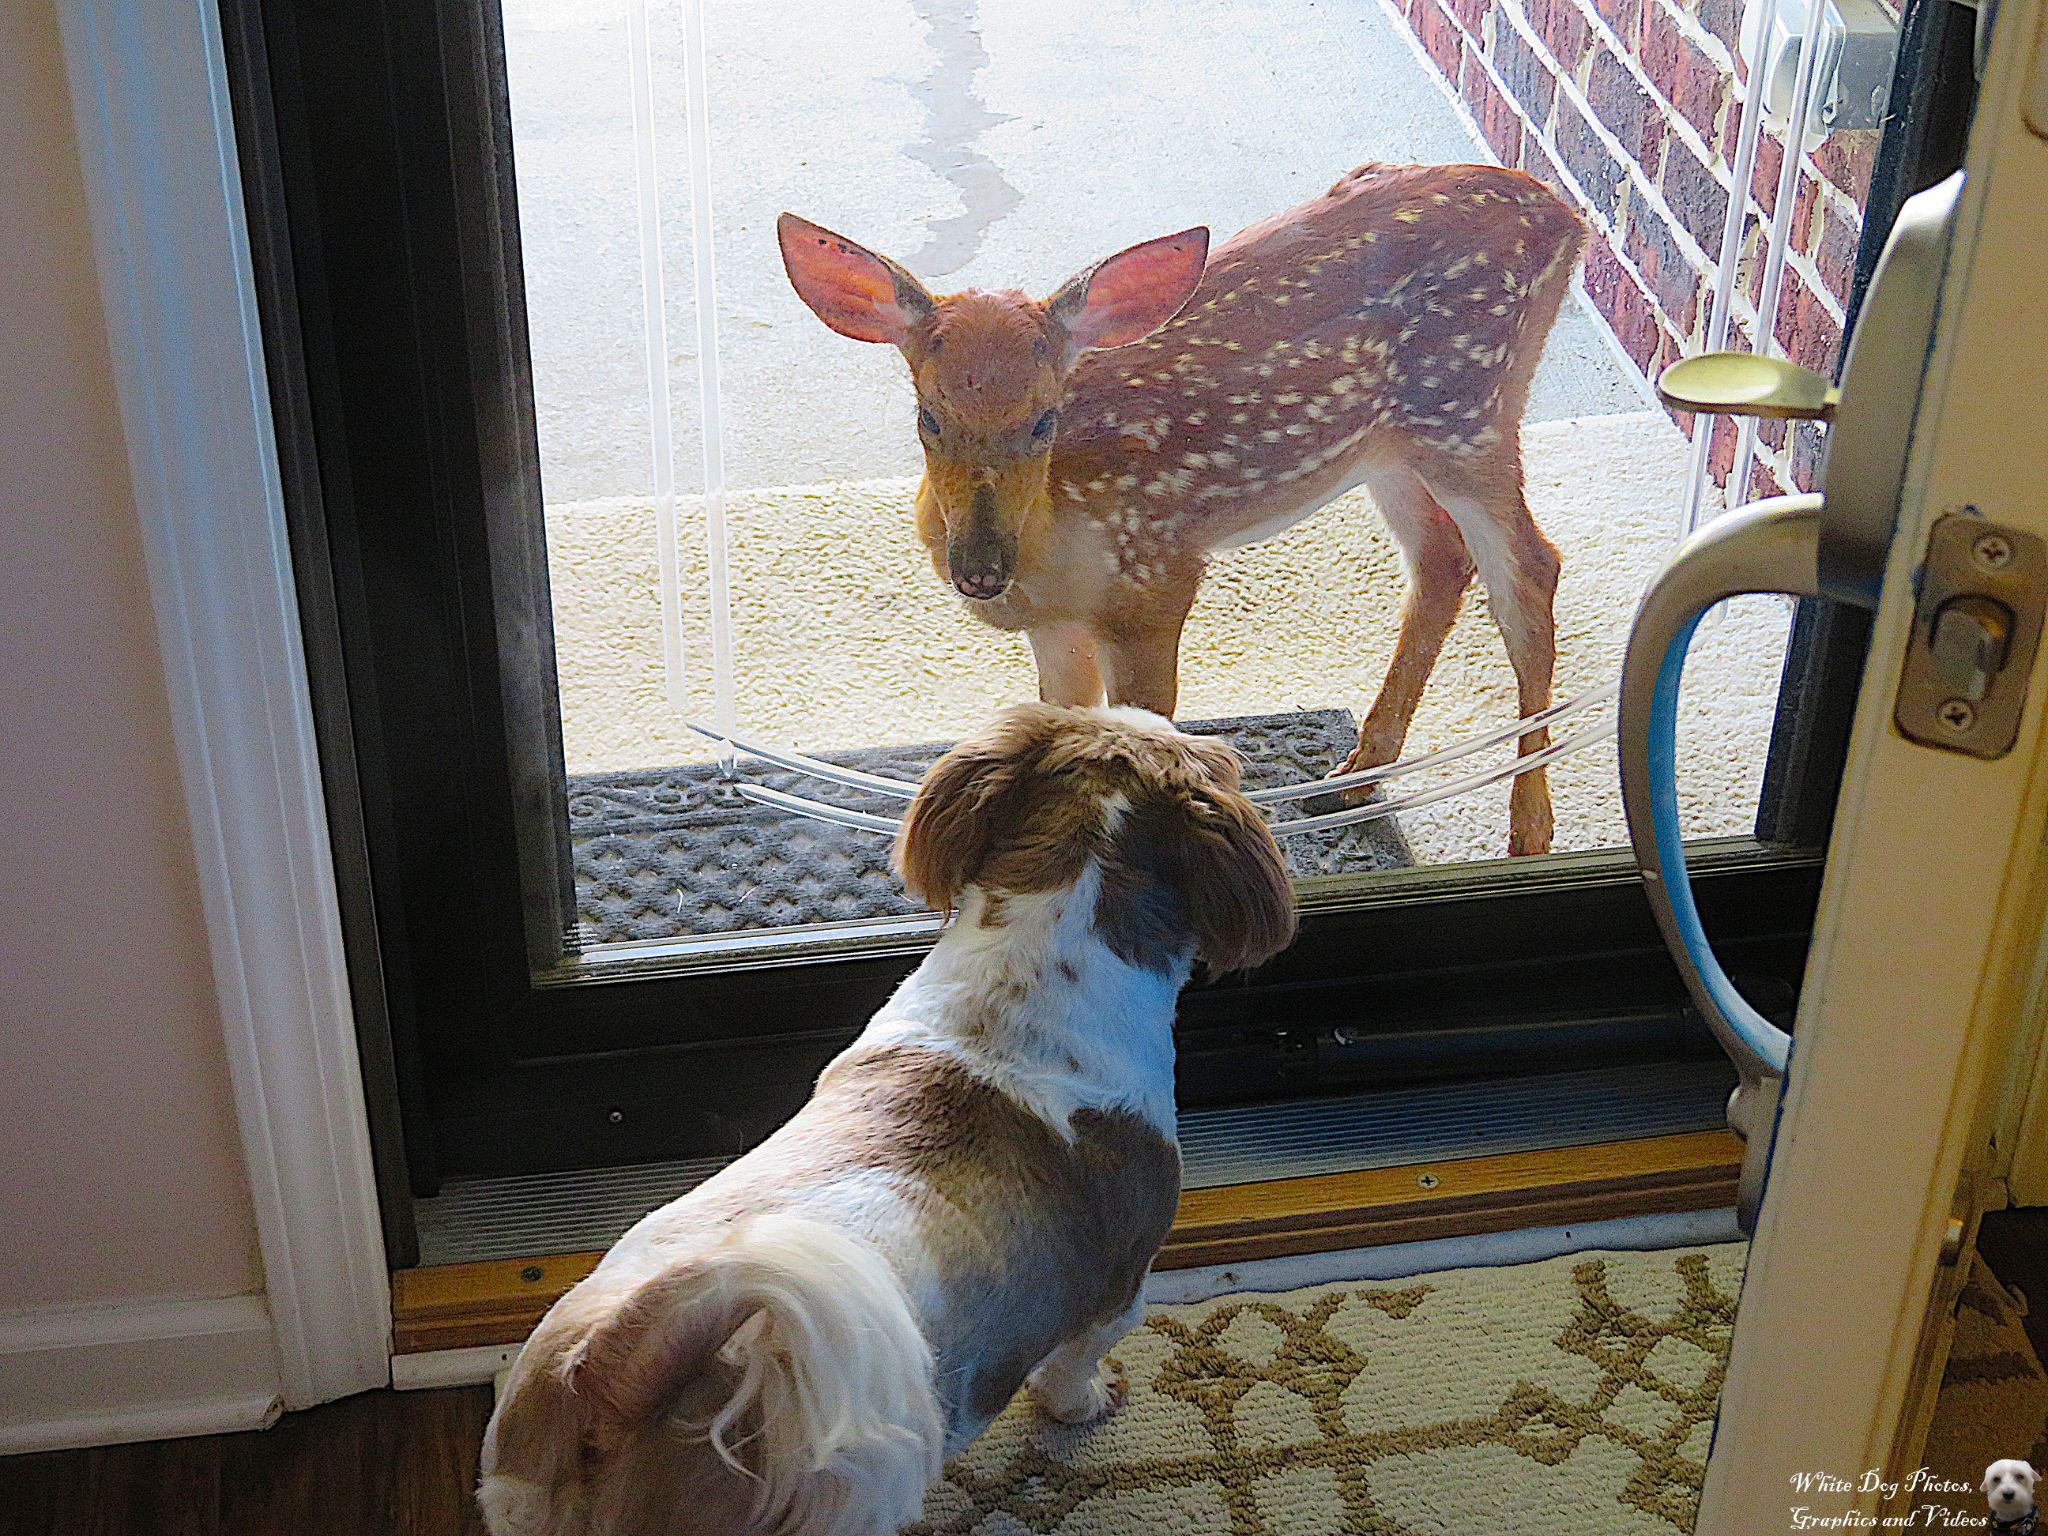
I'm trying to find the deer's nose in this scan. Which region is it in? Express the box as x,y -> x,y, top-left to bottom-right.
953,568 -> 1010,601
949,487 -> 1012,600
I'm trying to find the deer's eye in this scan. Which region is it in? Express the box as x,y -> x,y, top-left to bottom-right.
917,406 -> 941,438
1031,409 -> 1057,439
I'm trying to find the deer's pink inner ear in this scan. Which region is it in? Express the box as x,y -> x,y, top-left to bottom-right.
1056,227 -> 1210,353
778,213 -> 929,346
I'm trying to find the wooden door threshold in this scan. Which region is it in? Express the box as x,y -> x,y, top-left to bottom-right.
390,1129 -> 1741,1355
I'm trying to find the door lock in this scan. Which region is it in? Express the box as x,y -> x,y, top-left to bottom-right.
1895,515 -> 2046,758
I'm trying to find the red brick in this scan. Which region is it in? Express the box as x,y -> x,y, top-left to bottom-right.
1640,0 -> 1731,141
1554,92 -> 1627,221
1623,188 -> 1705,331
1789,169 -> 1821,255
1660,136 -> 1730,253
1816,199 -> 1862,307
1790,420 -> 1826,491
1696,0 -> 1741,55
1490,11 -> 1557,123
1464,44 -> 1527,164
1589,0 -> 1644,48
1526,0 -> 1593,71
1583,240 -> 1662,371
1446,0 -> 1492,31
1708,412 -> 1738,483
1415,0 -> 1466,82
1747,456 -> 1787,501
1650,321 -> 1690,383
1588,48 -> 1661,166
1772,269 -> 1844,375
1518,132 -> 1570,201
1812,128 -> 1879,207
1749,126 -> 1786,217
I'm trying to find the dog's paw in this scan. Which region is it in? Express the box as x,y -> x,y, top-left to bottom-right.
1030,1357 -> 1127,1425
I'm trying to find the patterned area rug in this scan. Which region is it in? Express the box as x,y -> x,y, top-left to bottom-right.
911,1244 -> 1748,1536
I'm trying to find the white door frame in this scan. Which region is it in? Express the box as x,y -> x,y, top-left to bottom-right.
52,0 -> 391,1407
1699,0 -> 2048,1523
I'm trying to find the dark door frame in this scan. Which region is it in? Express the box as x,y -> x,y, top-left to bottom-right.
216,0 -> 1979,1266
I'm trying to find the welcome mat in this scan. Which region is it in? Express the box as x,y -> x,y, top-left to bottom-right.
911,1243 -> 1747,1535
567,708 -> 1413,944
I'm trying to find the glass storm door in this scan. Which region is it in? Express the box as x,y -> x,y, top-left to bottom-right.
503,0 -> 1904,962
228,0 -> 1978,1314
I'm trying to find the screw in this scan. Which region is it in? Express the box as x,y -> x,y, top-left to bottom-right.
520,1265 -> 544,1284
1417,1172 -> 1441,1190
1938,698 -> 1978,732
1973,532 -> 2014,572
607,1108 -> 624,1125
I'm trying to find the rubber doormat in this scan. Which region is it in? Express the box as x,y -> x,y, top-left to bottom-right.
567,709 -> 1412,944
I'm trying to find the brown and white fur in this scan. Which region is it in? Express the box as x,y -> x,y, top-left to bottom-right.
780,162 -> 1586,855
478,706 -> 1296,1536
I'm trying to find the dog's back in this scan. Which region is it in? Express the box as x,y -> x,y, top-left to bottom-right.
479,1210 -> 941,1536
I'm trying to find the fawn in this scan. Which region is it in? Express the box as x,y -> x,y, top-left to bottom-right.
780,162 -> 1586,855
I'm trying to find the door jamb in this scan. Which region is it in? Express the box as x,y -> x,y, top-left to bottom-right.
51,0 -> 392,1407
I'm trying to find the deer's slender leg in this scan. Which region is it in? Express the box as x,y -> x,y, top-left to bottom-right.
1423,451 -> 1562,857
1100,604 -> 1190,718
1028,623 -> 1106,707
1335,465 -> 1476,789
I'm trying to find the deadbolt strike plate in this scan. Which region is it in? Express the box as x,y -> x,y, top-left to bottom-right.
1895,514 -> 2047,760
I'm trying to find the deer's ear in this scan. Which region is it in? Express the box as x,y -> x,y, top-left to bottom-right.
1048,227 -> 1209,356
778,214 -> 934,345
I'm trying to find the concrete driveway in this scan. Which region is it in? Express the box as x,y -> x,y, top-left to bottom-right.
503,0 -> 1647,503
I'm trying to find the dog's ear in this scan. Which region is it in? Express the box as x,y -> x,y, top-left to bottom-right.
896,709 -> 1050,912
1177,775 -> 1297,973
2025,1463 -> 2040,1489
1988,1467 -> 2001,1494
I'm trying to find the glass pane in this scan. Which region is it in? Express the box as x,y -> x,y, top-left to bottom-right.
506,0 -> 1893,954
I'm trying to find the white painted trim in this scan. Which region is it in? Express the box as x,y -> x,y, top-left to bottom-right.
50,0 -> 392,1409
393,1341 -> 531,1393
0,1297 -> 283,1454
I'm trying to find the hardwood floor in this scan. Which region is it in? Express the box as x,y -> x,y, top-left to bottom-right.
0,1388 -> 493,1536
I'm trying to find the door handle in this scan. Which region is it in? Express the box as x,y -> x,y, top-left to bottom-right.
1619,493 -> 1821,1231
1618,172 -> 1964,1235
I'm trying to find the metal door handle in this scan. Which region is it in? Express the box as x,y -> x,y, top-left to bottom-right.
1619,494 -> 1823,1231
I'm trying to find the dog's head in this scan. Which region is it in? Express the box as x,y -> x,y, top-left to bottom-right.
896,704 -> 1297,974
1987,1460 -> 2039,1520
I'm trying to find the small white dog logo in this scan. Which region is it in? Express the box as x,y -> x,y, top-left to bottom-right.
1985,1459 -> 2039,1532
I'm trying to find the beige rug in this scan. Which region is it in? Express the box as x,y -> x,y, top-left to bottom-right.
909,1244 -> 1748,1536
547,410 -> 1788,865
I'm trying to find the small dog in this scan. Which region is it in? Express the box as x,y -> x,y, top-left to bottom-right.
478,705 -> 1296,1536
1986,1460 -> 2039,1533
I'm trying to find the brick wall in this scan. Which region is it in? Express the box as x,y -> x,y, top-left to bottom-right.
1390,0 -> 1886,494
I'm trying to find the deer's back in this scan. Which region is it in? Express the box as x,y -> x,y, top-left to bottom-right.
1049,163 -> 1585,552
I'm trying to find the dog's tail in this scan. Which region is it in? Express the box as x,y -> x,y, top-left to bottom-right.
564,1212 -> 942,1536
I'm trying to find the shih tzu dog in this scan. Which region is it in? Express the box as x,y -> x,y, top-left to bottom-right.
1986,1460 -> 2039,1533
478,704 -> 1296,1536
